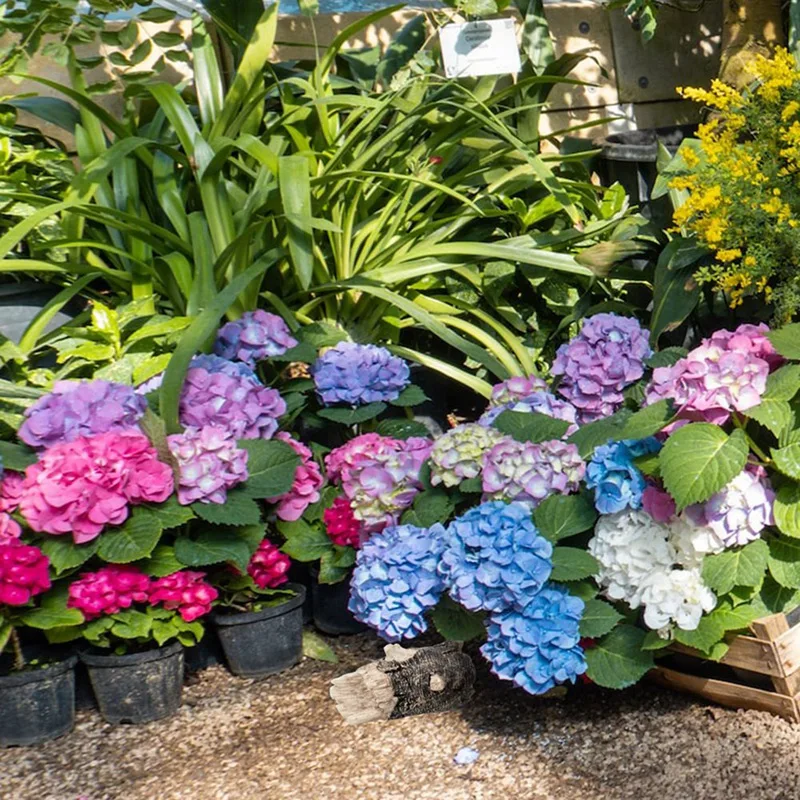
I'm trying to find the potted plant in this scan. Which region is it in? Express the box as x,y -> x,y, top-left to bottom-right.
210,538 -> 306,678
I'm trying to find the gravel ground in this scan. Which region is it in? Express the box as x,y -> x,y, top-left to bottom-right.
3,632 -> 800,800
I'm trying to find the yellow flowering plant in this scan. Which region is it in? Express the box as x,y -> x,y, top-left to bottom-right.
668,48 -> 800,322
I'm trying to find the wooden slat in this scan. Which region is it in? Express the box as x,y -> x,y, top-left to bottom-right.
650,667 -> 800,723
669,635 -> 784,677
750,616 -> 800,696
775,622 -> 800,677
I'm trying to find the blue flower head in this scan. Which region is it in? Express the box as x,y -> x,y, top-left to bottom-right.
190,354 -> 260,384
213,310 -> 298,367
348,523 -> 446,642
312,342 -> 410,406
585,437 -> 661,515
480,585 -> 587,695
439,501 -> 553,613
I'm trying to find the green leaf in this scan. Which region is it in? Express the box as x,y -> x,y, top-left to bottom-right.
406,489 -> 454,528
701,540 -> 769,595
619,400 -> 674,440
39,538 -> 99,574
389,385 -> 429,407
772,443 -> 800,480
97,509 -> 162,563
302,630 -> 338,662
238,439 -> 300,499
567,409 -> 632,458
318,549 -> 351,584
430,595 -> 486,642
459,477 -> 483,493
659,424 -> 748,510
550,547 -> 599,582
579,598 -> 623,639
174,529 -> 252,572
269,341 -> 317,364
278,520 -> 333,562
674,602 -> 760,655
137,545 -> 184,578
633,451 -> 660,477
760,576 -> 800,614
645,348 -> 688,369
768,324 -> 800,360
774,484 -> 800,538
317,403 -> 387,425
376,419 -> 431,439
493,410 -> 570,444
641,630 -> 673,650
0,440 -> 37,471
111,609 -> 153,640
137,497 -> 195,530
298,322 -> 348,348
768,536 -> 800,588
764,364 -> 800,401
192,491 -> 262,526
585,625 -> 654,689
560,580 -> 598,601
746,399 -> 793,438
280,155 -> 314,291
649,238 -> 702,346
533,493 -> 597,543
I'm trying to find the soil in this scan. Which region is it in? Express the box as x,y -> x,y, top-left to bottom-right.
3,632 -> 800,800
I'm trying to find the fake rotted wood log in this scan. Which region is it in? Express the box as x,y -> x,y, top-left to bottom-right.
329,642 -> 476,725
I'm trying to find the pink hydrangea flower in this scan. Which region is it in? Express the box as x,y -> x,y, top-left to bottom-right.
19,431 -> 174,544
267,432 -> 323,521
489,375 -> 549,407
323,496 -> 362,548
707,323 -> 783,371
0,471 -> 24,513
324,433 -> 403,484
0,512 -> 22,545
641,485 -> 677,524
0,541 -> 50,606
67,565 -> 151,620
247,540 -> 291,589
149,570 -> 218,622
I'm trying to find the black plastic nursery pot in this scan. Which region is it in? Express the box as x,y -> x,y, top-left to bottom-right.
0,655 -> 78,746
310,568 -> 368,636
211,583 -> 306,678
81,641 -> 184,725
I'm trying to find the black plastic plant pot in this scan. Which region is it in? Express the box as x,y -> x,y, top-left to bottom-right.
81,641 -> 184,725
0,655 -> 78,746
211,583 -> 306,678
310,568 -> 368,636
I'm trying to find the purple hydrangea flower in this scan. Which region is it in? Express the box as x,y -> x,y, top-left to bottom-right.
479,390 -> 578,435
439,501 -> 553,612
180,365 -> 286,440
481,585 -> 586,695
482,438 -> 585,508
213,310 -> 298,367
135,354 -> 259,396
312,342 -> 410,406
552,313 -> 652,423
167,425 -> 249,505
489,375 -> 548,407
586,438 -> 661,515
19,380 -> 147,450
429,423 -> 506,488
348,523 -> 447,641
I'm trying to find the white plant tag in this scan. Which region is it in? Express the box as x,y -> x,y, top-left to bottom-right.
439,18 -> 521,79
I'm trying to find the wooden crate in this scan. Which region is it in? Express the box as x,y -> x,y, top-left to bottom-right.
650,610 -> 800,722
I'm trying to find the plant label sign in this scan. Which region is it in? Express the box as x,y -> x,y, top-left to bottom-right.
439,18 -> 521,79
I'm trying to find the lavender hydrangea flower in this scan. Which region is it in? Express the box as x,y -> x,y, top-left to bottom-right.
489,375 -> 548,407
312,342 -> 410,406
585,438 -> 661,515
135,354 -> 259,396
348,523 -> 447,641
19,380 -> 147,450
180,365 -> 286,440
429,424 -> 506,488
167,426 -> 249,505
479,390 -> 578,434
481,438 -> 585,508
439,501 -> 553,612
214,310 -> 298,367
481,585 -> 587,695
683,467 -> 775,547
552,313 -> 652,423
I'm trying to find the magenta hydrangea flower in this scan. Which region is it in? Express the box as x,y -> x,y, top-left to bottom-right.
149,571 -> 218,622
683,466 -> 774,547
312,342 -> 410,406
489,375 -> 548,407
267,432 -> 323,521
0,513 -> 21,545
552,313 -> 652,423
645,324 -> 771,427
19,431 -> 174,543
167,426 -> 249,506
325,434 -> 403,484
482,437 -> 586,508
179,365 -> 286,440
67,565 -> 151,620
18,380 -> 147,450
247,539 -> 291,589
135,354 -> 259,396
214,310 -> 298,367
641,485 -> 677,524
707,323 -> 783,371
0,541 -> 50,606
0,472 -> 23,514
479,390 -> 578,434
323,496 -> 362,548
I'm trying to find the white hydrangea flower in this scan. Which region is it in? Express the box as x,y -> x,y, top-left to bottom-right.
638,567 -> 717,633
668,516 -> 726,569
588,510 -> 676,606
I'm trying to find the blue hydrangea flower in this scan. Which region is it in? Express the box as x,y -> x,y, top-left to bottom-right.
312,342 -> 410,406
480,585 -> 587,695
348,523 -> 446,642
439,501 -> 552,612
585,438 -> 660,515
213,310 -> 298,367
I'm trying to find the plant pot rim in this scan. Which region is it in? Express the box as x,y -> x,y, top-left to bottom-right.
0,654 -> 78,688
80,640 -> 183,667
211,583 -> 306,627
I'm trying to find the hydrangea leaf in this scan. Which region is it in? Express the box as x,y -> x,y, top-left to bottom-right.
578,598 -> 623,639
675,602 -> 760,656
302,630 -> 338,663
137,544 -> 185,578
376,418 -> 431,439
533,493 -> 597,543
645,347 -> 687,369
297,322 -> 348,348
701,539 -> 769,595
317,402 -> 387,425
632,451 -> 660,477
767,324 -> 800,360
238,439 -> 301,499
493,410 -> 570,444
278,519 -> 333,562
0,440 -> 37,471
318,550 -> 351,584
641,630 -> 672,651
764,364 -> 800,400
39,538 -> 99,575
110,609 -> 153,640
138,496 -> 195,530
403,489 -> 454,528
567,409 -> 632,458
20,605 -> 84,631
97,508 -> 163,563
772,443 -> 800,481
560,580 -> 598,601
760,576 -> 800,614
174,529 -> 252,572
389,385 -> 429,407
550,547 -> 599,582
268,342 -> 317,363
773,484 -> 800,538
459,476 -> 483,493
617,399 -> 674,440
192,490 -> 262,526
585,625 -> 654,689
745,399 -> 793,439
659,424 -> 748,510
768,536 -> 800,588
430,595 -> 486,642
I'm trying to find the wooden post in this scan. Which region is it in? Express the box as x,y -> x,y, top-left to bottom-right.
719,0 -> 785,87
